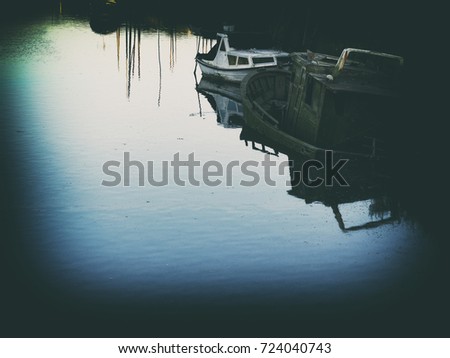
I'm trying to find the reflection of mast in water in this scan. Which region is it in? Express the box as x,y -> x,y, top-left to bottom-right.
169,30 -> 177,71
115,23 -> 182,100
124,22 -> 142,99
138,26 -> 141,79
116,28 -> 120,71
157,29 -> 162,107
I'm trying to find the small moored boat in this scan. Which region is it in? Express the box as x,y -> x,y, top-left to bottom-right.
195,33 -> 290,82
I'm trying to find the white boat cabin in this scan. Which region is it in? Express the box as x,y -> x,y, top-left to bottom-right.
196,33 -> 290,81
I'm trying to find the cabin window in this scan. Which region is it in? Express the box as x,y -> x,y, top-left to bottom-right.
238,57 -> 249,65
253,57 -> 275,64
220,41 -> 226,51
227,55 -> 237,65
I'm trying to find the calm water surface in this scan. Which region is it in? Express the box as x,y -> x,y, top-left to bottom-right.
0,14 -> 442,336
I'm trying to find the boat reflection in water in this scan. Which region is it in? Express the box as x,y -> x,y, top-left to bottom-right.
287,153 -> 399,232
240,125 -> 401,232
197,71 -> 401,233
195,77 -> 244,128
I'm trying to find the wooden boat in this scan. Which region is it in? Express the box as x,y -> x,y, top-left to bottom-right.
285,48 -> 403,152
241,47 -> 404,158
195,33 -> 290,82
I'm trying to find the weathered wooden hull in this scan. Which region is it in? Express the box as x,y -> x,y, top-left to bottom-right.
243,107 -> 321,158
285,50 -> 402,153
241,69 -> 321,158
242,68 -> 391,159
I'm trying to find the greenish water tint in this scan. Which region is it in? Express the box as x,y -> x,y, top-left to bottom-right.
0,12 -> 448,337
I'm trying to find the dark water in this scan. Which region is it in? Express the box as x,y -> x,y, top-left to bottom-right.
0,2 -> 448,337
